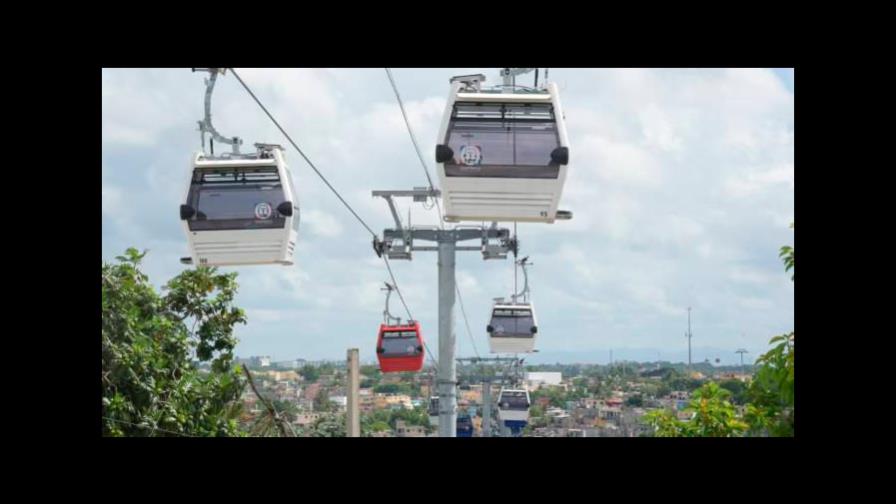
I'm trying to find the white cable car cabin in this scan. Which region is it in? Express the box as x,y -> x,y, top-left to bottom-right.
435,77 -> 570,223
180,145 -> 299,266
487,303 -> 537,353
497,388 -> 531,424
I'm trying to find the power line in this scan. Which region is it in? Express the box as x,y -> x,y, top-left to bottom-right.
385,67 -> 480,360
456,283 -> 481,358
385,68 -> 437,191
229,68 -> 437,374
384,254 -> 439,370
229,68 -> 377,238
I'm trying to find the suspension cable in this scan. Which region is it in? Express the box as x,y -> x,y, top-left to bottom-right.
229,68 -> 378,238
229,68 -> 438,374
385,67 -> 480,360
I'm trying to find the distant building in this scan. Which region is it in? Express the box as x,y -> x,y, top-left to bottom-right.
294,412 -> 321,427
329,395 -> 348,410
383,394 -> 413,410
395,420 -> 426,438
273,360 -> 299,370
460,389 -> 481,404
599,403 -> 622,423
359,394 -> 377,414
524,372 -> 563,388
303,383 -> 322,400
270,371 -> 299,382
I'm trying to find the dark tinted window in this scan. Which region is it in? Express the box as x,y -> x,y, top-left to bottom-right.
490,308 -> 534,337
445,102 -> 560,179
499,391 -> 530,410
380,330 -> 420,357
186,166 -> 287,231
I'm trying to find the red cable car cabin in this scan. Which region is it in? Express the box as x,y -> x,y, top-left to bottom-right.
376,321 -> 425,373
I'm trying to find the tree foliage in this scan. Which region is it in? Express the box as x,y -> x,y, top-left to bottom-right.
746,223 -> 795,435
644,223 -> 795,437
310,414 -> 346,437
102,248 -> 247,436
644,382 -> 748,437
745,332 -> 794,436
299,365 -> 320,383
779,222 -> 794,281
718,379 -> 748,405
360,406 -> 433,436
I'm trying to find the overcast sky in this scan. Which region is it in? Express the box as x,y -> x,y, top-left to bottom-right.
102,68 -> 794,365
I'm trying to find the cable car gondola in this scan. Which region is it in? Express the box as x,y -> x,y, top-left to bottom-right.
497,388 -> 530,435
376,321 -> 425,373
376,283 -> 425,373
456,412 -> 474,437
488,302 -> 538,353
180,69 -> 299,267
181,145 -> 299,266
435,71 -> 570,223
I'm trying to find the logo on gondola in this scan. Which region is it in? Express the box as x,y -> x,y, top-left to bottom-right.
459,145 -> 482,166
254,202 -> 273,220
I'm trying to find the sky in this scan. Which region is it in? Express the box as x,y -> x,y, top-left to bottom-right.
102,68 -> 794,365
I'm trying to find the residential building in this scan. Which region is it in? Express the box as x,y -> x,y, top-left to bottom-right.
395,420 -> 426,438
524,372 -> 563,386
329,395 -> 348,411
294,412 -> 321,427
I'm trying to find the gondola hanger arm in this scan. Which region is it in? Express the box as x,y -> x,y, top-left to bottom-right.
193,68 -> 243,155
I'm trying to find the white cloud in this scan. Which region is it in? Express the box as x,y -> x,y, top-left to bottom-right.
302,208 -> 344,238
724,163 -> 794,198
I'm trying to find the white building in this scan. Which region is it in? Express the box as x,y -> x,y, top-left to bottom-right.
273,360 -> 299,369
524,372 -> 563,387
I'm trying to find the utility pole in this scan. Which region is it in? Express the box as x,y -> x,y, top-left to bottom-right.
686,307 -> 692,375
346,348 -> 360,437
437,237 -> 458,438
373,189 -> 516,437
736,348 -> 749,380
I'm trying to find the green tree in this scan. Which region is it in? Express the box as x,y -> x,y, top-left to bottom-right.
311,414 -> 346,437
779,222 -> 794,281
360,365 -> 380,378
745,223 -> 795,436
745,332 -> 794,436
643,382 -> 748,437
270,399 -> 298,423
313,389 -> 336,412
625,394 -> 644,407
373,383 -> 400,394
367,421 -> 391,434
718,379 -> 748,405
300,365 -> 320,383
102,248 -> 247,436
